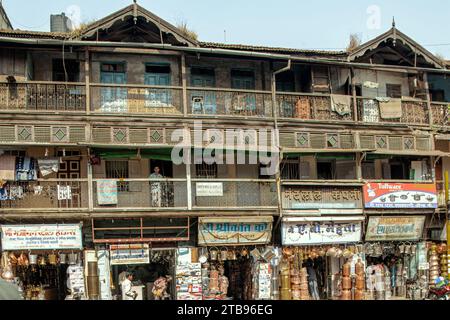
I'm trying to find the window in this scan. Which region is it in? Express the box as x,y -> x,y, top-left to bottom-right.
362,161 -> 376,179
145,63 -> 171,107
56,150 -> 81,157
101,63 -> 126,73
2,150 -> 26,157
317,161 -> 333,180
52,59 -> 80,82
146,64 -> 171,74
195,163 -> 218,178
106,160 -> 129,192
386,84 -> 402,98
281,160 -> 300,180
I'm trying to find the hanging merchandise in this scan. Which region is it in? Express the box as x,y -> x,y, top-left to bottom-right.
9,185 -> 24,200
57,185 -> 72,200
0,186 -> 8,200
33,185 -> 43,195
37,158 -> 59,177
15,157 -> 38,181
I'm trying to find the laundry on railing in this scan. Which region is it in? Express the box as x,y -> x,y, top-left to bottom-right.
15,157 -> 37,181
37,158 -> 60,177
57,185 -> 72,200
330,94 -> 352,116
362,99 -> 380,123
376,97 -> 402,119
0,155 -> 16,181
97,179 -> 118,205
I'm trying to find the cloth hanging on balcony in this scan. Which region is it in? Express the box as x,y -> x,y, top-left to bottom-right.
376,97 -> 402,119
330,94 -> 351,116
362,99 -> 380,123
97,179 -> 118,205
9,186 -> 23,200
15,157 -> 37,181
57,185 -> 72,200
0,156 -> 16,181
295,97 -> 311,119
363,81 -> 379,89
37,158 -> 59,177
0,187 -> 8,200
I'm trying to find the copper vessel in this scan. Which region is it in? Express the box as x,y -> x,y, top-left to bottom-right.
341,289 -> 352,300
343,261 -> 351,277
342,277 -> 352,290
354,289 -> 364,300
356,275 -> 365,290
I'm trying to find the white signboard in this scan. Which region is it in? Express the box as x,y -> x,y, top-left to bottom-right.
365,216 -> 426,241
110,244 -> 150,265
196,182 -> 223,197
0,224 -> 83,250
282,218 -> 362,245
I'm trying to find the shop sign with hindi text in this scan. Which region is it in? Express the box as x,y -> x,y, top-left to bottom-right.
281,218 -> 363,245
198,217 -> 273,246
363,182 -> 437,209
110,244 -> 150,265
0,224 -> 83,250
365,216 -> 426,241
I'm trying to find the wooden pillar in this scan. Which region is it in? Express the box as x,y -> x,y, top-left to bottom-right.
424,72 -> 433,126
87,148 -> 94,212
181,54 -> 188,117
351,68 -> 358,122
85,48 -> 91,115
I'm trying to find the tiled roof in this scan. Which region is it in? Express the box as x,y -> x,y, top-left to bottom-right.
200,42 -> 347,57
0,29 -> 70,39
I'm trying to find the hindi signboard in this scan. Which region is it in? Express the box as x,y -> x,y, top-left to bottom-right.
365,216 -> 426,241
198,217 -> 273,246
363,182 -> 437,209
283,186 -> 362,209
281,217 -> 363,245
196,182 -> 223,197
0,224 -> 83,250
110,244 -> 150,265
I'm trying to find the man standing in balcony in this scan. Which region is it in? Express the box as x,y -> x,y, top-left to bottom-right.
150,166 -> 164,207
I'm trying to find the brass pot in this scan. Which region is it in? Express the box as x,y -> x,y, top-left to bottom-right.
29,254 -> 38,265
220,248 -> 228,261
48,253 -> 57,265
39,256 -> 47,266
209,247 -> 219,261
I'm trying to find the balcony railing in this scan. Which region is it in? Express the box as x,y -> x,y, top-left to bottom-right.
187,87 -> 273,117
90,83 -> 183,115
93,178 -> 188,210
356,97 -> 429,125
0,179 -> 89,210
191,179 -> 278,209
430,102 -> 449,127
277,93 -> 354,122
0,82 -> 86,112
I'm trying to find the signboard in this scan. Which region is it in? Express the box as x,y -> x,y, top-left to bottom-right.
281,218 -> 363,245
0,224 -> 83,250
365,216 -> 426,241
363,182 -> 437,209
196,182 -> 223,197
97,250 -> 112,300
198,217 -> 273,246
110,244 -> 150,265
283,186 -> 362,209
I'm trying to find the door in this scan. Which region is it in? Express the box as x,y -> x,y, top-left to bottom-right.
145,64 -> 172,108
231,71 -> 256,114
100,63 -> 127,113
57,153 -> 81,209
191,70 -> 217,114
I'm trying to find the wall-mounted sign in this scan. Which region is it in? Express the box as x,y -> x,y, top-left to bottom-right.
363,182 -> 437,209
110,244 -> 150,265
0,224 -> 83,250
283,186 -> 362,209
196,182 -> 223,197
281,217 -> 363,245
198,217 -> 273,246
365,216 -> 426,241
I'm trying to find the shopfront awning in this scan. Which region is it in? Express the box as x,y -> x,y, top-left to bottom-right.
198,216 -> 273,246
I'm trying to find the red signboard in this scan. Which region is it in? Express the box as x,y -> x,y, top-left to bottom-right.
363,182 -> 438,209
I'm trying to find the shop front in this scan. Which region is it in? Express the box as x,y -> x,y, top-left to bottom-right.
0,223 -> 85,300
280,216 -> 365,300
175,216 -> 276,301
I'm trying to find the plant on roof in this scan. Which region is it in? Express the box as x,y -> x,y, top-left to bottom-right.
175,19 -> 198,41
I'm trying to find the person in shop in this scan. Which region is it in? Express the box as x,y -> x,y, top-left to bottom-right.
149,166 -> 164,207
121,272 -> 138,300
0,278 -> 23,300
305,259 -> 320,300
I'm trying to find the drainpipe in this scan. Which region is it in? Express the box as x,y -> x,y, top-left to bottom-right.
271,60 -> 291,239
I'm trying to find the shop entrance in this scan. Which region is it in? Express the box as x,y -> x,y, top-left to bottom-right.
112,249 -> 176,300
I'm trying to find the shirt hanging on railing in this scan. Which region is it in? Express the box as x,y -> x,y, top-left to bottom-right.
330,94 -> 352,116
57,185 -> 72,200
37,158 -> 59,177
97,179 -> 118,205
15,157 -> 37,181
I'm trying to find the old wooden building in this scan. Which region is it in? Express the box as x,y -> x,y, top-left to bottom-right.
0,3 -> 448,247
